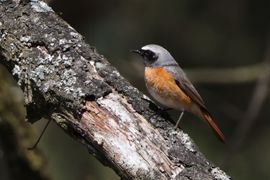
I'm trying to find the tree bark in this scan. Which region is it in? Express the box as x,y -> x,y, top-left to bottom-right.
0,0 -> 230,179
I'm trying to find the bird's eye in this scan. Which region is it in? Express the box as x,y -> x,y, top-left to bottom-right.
143,50 -> 158,61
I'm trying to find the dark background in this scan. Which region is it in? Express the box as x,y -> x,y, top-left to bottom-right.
1,0 -> 270,179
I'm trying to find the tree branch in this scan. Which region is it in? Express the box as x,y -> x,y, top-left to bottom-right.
0,0 -> 230,179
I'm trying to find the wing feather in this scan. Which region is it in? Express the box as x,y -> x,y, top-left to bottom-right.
164,66 -> 206,109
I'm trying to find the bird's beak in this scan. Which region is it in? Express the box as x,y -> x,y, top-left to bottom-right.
130,49 -> 142,55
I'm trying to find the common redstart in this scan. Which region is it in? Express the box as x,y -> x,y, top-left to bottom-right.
131,44 -> 225,143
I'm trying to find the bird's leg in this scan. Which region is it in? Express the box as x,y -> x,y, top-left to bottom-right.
174,111 -> 184,129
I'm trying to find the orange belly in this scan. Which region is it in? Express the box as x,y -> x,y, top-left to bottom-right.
144,67 -> 194,111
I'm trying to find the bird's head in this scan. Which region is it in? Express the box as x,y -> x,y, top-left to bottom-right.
131,44 -> 176,67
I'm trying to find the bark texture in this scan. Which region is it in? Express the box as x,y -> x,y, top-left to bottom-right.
0,0 -> 230,179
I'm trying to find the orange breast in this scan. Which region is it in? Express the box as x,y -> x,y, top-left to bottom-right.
145,67 -> 193,110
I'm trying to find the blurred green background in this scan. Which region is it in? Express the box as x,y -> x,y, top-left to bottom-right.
1,0 -> 270,179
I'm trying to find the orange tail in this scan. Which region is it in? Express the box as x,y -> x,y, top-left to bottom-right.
201,109 -> 225,143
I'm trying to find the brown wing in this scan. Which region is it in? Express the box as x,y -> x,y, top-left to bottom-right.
174,78 -> 206,109
164,66 -> 206,109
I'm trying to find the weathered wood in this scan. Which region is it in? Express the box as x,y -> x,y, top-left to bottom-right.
0,0 -> 230,179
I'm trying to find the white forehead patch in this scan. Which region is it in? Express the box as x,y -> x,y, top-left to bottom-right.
142,44 -> 161,50
141,44 -> 168,54
141,45 -> 152,50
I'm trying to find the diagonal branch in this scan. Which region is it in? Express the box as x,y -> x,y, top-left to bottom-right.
0,0 -> 230,179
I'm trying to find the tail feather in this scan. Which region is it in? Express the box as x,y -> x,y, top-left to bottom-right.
201,109 -> 225,143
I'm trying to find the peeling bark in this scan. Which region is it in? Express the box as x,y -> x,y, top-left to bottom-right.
0,0 -> 230,179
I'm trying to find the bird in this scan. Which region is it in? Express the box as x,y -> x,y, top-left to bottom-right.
131,44 -> 225,143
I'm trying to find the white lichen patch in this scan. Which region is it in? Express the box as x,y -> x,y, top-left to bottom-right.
34,65 -> 46,80
58,37 -> 79,49
89,60 -> 95,66
20,35 -> 31,42
30,0 -> 53,13
30,65 -> 51,87
19,45 -> 83,97
211,167 -> 230,180
112,70 -> 120,76
62,69 -> 77,86
52,53 -> 73,67
169,130 -> 196,152
17,45 -> 78,96
59,39 -> 66,45
95,62 -> 106,70
12,64 -> 24,86
42,80 -> 54,93
69,31 -> 81,39
179,131 -> 196,152
12,65 -> 22,77
62,55 -> 73,66
59,69 -> 84,97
